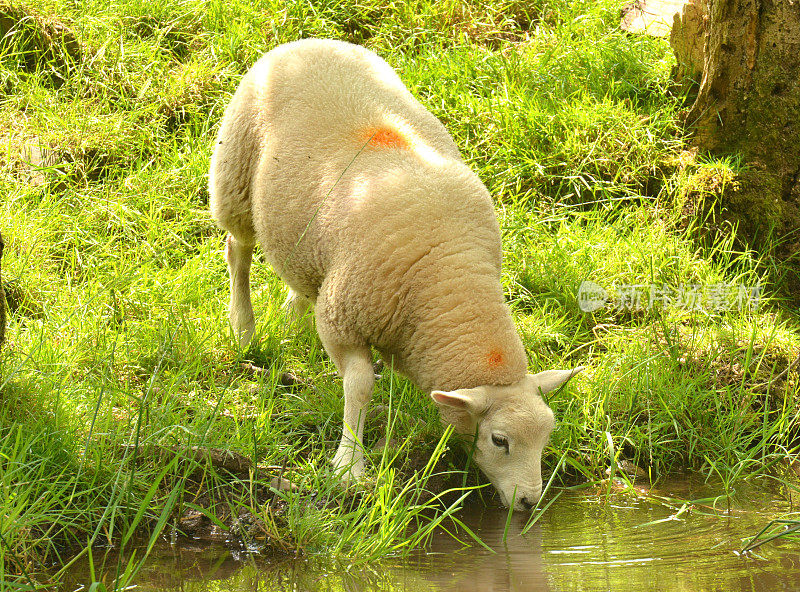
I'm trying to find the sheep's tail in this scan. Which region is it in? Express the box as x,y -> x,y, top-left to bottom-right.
208,99 -> 259,246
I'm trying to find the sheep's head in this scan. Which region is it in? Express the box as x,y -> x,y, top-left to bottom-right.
431,368 -> 583,511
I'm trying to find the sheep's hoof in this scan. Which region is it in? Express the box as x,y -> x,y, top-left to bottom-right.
230,315 -> 255,349
332,451 -> 365,486
237,328 -> 255,349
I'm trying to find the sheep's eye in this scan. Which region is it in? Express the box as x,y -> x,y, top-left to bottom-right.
491,434 -> 509,453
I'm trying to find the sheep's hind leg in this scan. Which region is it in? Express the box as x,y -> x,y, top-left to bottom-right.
327,345 -> 375,483
225,234 -> 255,348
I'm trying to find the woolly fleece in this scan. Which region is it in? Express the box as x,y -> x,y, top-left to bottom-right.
209,39 -> 581,509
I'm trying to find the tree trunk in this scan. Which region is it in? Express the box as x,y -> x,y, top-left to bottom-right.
685,0 -> 800,253
669,0 -> 707,89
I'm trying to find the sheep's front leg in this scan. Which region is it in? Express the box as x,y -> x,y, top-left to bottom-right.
225,234 -> 255,348
330,346 -> 375,482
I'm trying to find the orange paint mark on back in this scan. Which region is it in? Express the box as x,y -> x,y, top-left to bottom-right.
487,349 -> 505,369
360,126 -> 410,150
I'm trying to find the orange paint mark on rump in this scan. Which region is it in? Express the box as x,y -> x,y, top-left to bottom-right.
360,126 -> 410,150
487,349 -> 505,369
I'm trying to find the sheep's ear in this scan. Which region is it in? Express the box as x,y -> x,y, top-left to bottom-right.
527,367 -> 585,396
431,387 -> 487,415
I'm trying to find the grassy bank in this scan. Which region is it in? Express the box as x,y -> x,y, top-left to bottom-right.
1,0 -> 799,587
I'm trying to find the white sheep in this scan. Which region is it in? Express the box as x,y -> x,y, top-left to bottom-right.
209,39 -> 583,510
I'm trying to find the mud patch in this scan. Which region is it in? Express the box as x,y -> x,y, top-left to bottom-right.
121,444 -> 307,551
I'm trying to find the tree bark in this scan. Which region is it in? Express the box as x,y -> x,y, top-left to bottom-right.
685,0 -> 800,252
669,0 -> 708,89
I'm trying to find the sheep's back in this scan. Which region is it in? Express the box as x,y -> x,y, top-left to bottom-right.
240,39 -> 474,294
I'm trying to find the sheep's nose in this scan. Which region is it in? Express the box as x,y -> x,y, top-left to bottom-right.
520,497 -> 535,511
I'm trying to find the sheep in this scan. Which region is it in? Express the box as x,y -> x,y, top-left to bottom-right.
208,39 -> 583,510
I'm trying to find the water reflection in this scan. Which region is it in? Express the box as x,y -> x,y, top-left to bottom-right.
62,545 -> 419,591
538,488 -> 800,592
57,485 -> 800,592
406,508 -> 550,592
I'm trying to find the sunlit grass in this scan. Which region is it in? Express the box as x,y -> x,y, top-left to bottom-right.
1,0 -> 799,587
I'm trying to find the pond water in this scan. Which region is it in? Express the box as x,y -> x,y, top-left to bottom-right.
56,481 -> 800,592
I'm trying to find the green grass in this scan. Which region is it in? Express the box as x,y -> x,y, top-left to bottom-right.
1,0 -> 799,588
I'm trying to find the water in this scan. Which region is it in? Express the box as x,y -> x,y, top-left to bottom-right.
56,481 -> 800,591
